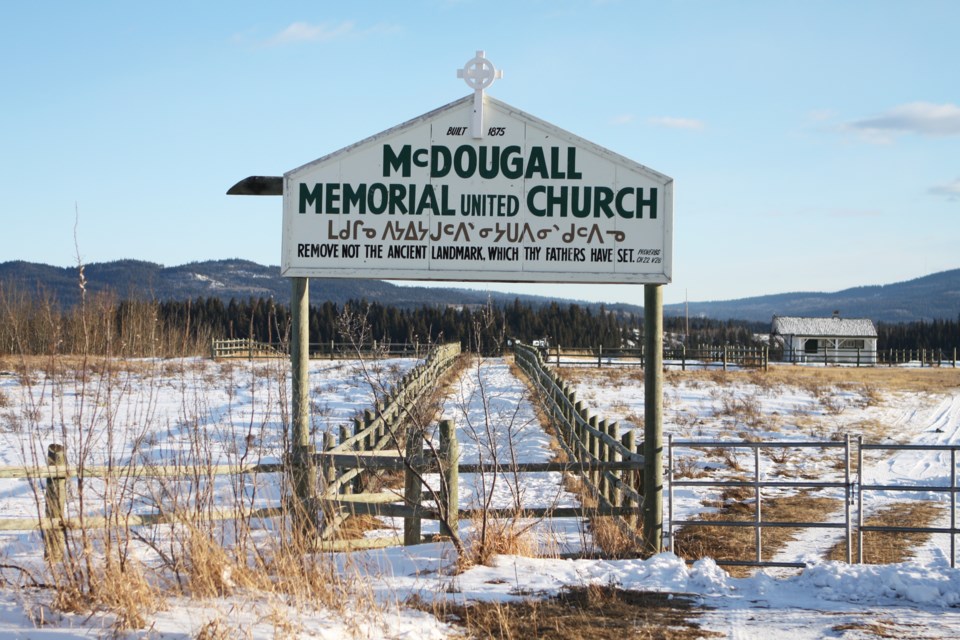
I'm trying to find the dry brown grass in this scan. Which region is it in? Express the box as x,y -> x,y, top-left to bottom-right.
564,362 -> 960,396
725,364 -> 960,395
673,490 -> 840,577
830,618 -> 932,639
422,585 -> 719,640
826,501 -> 945,564
460,509 -> 541,568
50,555 -> 160,632
509,357 -> 570,465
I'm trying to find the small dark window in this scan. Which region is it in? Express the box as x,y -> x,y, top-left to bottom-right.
804,339 -> 819,353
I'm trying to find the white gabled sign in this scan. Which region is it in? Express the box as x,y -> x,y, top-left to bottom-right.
281,94 -> 673,284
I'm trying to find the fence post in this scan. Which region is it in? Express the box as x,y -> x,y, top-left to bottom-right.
722,345 -> 728,371
681,344 -> 686,371
622,430 -> 637,528
608,421 -> 620,509
439,419 -> 459,539
589,415 -> 601,491
44,443 -> 67,562
643,284 -> 664,555
844,434 -> 852,563
666,434 -> 673,550
353,417 -> 366,493
857,435 -> 864,564
950,447 -> 956,568
322,431 -> 336,491
403,427 -> 422,546
597,344 -> 603,369
574,400 -> 585,459
339,425 -> 352,495
754,445 -> 762,564
290,277 -> 316,538
597,418 -> 608,498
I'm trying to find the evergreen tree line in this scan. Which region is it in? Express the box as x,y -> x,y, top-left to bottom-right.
156,296 -> 633,353
141,299 -> 960,353
876,318 -> 960,351
3,283 -> 955,356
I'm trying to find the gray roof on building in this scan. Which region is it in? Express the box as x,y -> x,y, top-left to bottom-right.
771,316 -> 878,338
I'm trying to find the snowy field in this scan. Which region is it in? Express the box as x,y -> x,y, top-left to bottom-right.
0,356 -> 958,638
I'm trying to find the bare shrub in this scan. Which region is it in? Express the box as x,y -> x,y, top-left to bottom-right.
671,455 -> 705,479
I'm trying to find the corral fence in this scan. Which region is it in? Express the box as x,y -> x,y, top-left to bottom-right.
544,344 -> 958,369
770,347 -> 958,367
544,344 -> 769,371
0,343 -> 461,559
878,348 -> 957,367
211,338 -> 428,360
668,435 -> 959,569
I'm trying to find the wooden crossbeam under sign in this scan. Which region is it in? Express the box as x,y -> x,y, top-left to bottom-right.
227,176 -> 282,196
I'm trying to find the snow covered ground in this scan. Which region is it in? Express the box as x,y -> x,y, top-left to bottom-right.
0,356 -> 957,638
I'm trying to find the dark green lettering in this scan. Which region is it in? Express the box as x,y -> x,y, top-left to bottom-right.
324,183 -> 340,214
525,147 -> 548,179
478,146 -> 500,179
549,147 -> 565,179
431,146 -> 451,178
615,187 -> 634,218
368,183 -> 388,214
501,146 -> 523,179
454,145 -> 477,179
567,147 -> 582,179
527,185 -> 546,216
383,145 -> 411,178
595,187 -> 615,218
638,188 -> 658,219
571,186 -> 591,217
389,183 -> 408,214
299,183 -> 322,214
343,183 -> 366,214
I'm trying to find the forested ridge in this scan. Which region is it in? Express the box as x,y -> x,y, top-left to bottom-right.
154,297 -> 959,351
2,285 -> 956,357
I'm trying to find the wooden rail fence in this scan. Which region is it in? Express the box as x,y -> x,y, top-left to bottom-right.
546,344 -> 769,371
514,342 -> 647,547
0,343 -> 461,558
211,338 -> 428,360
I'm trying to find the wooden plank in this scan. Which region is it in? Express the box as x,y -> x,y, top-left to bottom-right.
226,175 -> 283,196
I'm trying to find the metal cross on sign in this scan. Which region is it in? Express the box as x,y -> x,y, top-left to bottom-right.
457,50 -> 503,139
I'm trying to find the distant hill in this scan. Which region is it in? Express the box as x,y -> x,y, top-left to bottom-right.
1,260 -> 957,324
664,269 -> 960,323
0,259 -> 624,314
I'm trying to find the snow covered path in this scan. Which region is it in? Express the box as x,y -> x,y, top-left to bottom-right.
421,357 -> 587,551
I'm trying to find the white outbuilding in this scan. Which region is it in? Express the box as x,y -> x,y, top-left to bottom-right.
772,315 -> 878,364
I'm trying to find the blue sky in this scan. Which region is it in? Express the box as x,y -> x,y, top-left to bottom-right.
2,1 -> 957,306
